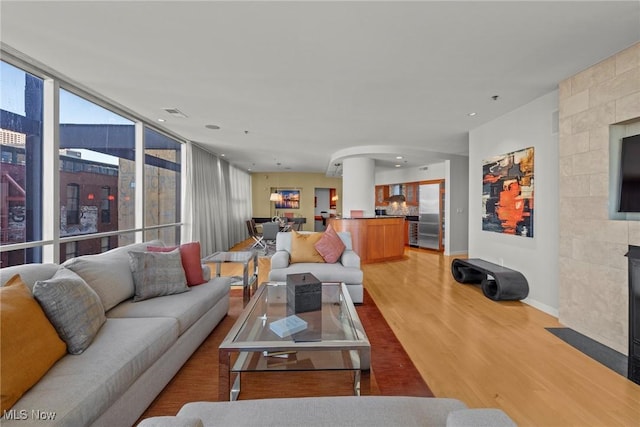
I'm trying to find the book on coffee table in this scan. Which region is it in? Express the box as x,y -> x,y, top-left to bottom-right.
269,315 -> 308,338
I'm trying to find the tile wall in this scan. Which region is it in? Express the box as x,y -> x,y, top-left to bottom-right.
558,42 -> 640,353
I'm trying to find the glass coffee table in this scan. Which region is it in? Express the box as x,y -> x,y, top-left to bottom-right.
202,251 -> 258,304
218,282 -> 370,401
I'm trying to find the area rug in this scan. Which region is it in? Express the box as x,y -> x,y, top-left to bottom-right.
138,289 -> 433,421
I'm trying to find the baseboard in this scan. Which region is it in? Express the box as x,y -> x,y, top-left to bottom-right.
522,298 -> 558,317
444,250 -> 468,256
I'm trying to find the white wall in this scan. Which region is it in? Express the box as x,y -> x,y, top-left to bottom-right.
314,188 -> 330,216
469,90 -> 560,315
342,157 -> 375,217
375,162 -> 446,184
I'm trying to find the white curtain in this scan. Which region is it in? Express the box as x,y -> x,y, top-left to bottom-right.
185,143 -> 252,255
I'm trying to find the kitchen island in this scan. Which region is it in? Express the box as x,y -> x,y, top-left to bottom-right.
328,216 -> 405,264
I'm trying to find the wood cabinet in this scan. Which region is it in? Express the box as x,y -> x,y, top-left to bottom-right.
404,182 -> 419,205
375,185 -> 389,205
376,182 -> 419,206
328,217 -> 405,264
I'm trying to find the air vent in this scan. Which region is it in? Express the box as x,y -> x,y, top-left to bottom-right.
162,108 -> 188,118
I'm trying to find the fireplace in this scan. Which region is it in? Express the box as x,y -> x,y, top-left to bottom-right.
626,245 -> 640,385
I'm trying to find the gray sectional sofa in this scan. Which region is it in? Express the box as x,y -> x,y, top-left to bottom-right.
137,396 -> 517,426
268,231 -> 364,303
0,240 -> 232,427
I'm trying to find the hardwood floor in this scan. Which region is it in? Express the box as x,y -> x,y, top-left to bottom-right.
227,243 -> 640,426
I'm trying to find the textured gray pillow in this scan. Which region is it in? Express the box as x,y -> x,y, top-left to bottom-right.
33,267 -> 106,355
128,249 -> 189,302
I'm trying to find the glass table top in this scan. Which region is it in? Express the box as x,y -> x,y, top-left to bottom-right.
202,251 -> 256,263
220,282 -> 370,372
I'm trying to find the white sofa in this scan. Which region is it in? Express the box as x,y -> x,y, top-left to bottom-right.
137,396 -> 517,427
0,240 -> 232,427
268,231 -> 364,303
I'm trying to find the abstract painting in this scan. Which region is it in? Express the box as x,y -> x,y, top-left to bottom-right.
482,147 -> 534,237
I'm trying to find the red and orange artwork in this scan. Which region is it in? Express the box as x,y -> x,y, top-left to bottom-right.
482,147 -> 534,237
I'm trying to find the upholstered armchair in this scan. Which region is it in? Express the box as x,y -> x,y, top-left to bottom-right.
268,230 -> 364,303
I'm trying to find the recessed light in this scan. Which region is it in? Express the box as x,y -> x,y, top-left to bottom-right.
220,154 -> 226,157
157,118 -> 166,122
468,112 -> 477,117
395,164 -> 401,168
396,156 -> 403,160
205,124 -> 220,130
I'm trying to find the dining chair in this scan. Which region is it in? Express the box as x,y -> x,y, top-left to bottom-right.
261,221 -> 280,244
246,219 -> 266,250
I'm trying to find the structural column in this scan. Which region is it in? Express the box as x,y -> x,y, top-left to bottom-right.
342,157 -> 375,217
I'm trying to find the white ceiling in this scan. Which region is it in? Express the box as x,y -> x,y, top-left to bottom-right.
2,1 -> 639,175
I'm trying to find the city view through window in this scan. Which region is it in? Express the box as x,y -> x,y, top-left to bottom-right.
0,60 -> 182,266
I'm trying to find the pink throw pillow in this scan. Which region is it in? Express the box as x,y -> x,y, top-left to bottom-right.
179,242 -> 206,286
147,242 -> 206,286
314,225 -> 346,263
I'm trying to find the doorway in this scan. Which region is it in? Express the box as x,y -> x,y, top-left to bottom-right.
314,188 -> 336,231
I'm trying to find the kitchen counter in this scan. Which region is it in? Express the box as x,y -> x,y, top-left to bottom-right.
327,217 -> 405,264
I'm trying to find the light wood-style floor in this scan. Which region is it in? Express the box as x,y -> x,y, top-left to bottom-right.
227,243 -> 640,426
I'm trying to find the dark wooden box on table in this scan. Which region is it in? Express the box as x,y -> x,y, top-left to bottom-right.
286,273 -> 322,314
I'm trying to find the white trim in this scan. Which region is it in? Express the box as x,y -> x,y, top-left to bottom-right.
135,122 -> 145,243
522,298 -> 559,318
42,78 -> 60,263
181,141 -> 192,243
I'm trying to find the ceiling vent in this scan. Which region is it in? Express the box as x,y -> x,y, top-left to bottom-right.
162,108 -> 188,118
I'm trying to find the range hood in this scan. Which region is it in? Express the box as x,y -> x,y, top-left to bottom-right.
386,194 -> 406,203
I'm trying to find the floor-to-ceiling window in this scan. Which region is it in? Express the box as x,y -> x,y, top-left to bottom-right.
0,61 -> 44,266
58,89 -> 137,261
143,127 -> 181,244
0,58 -> 183,266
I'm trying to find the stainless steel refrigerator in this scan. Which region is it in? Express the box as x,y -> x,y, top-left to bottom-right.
418,183 -> 442,250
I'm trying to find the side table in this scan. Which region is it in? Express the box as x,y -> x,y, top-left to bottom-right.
202,251 -> 258,304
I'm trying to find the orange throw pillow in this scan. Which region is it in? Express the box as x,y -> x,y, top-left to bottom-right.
290,231 -> 325,263
1,274 -> 66,412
